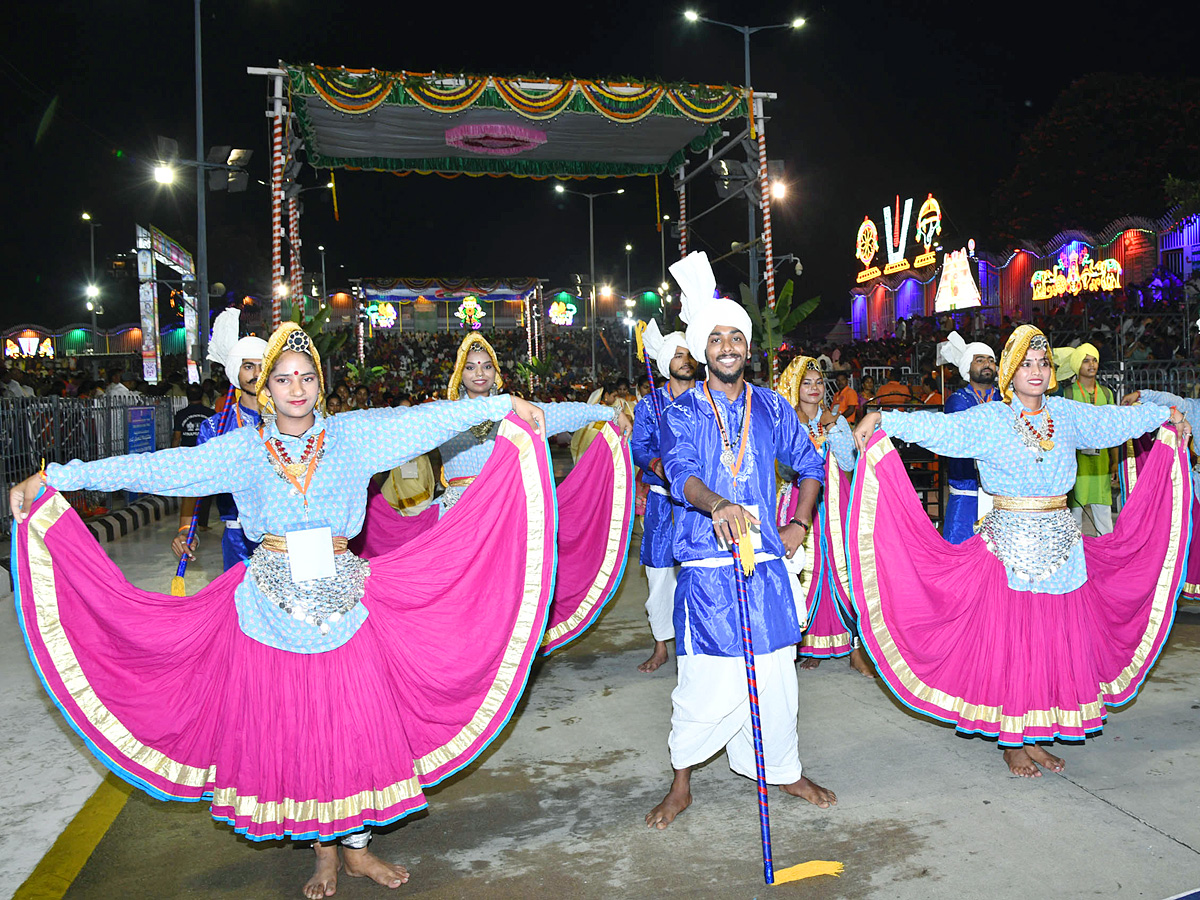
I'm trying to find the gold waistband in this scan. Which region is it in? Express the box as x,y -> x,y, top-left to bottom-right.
990,495 -> 1068,512
260,533 -> 350,554
447,476 -> 476,487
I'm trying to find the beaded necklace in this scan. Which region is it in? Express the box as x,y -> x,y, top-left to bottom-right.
261,425 -> 326,510
703,381 -> 752,475
1014,404 -> 1056,455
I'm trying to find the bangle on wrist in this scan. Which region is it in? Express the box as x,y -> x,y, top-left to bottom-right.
710,497 -> 730,515
790,517 -> 811,531
178,525 -> 191,534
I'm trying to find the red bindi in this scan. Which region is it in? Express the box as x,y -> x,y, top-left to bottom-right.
293,370 -> 299,375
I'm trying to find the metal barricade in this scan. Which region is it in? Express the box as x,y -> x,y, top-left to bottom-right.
1097,363 -> 1200,401
1,395 -> 179,542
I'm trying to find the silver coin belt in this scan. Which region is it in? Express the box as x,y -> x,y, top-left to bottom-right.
439,483 -> 468,511
248,546 -> 370,634
975,507 -> 1081,582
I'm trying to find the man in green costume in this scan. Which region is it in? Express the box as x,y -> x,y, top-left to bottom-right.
1058,342 -> 1117,534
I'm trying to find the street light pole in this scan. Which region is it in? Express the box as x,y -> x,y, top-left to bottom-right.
318,245 -> 328,310
589,196 -> 596,380
554,183 -> 625,383
625,243 -> 633,296
82,213 -> 99,356
193,0 -> 212,377
685,11 -> 804,302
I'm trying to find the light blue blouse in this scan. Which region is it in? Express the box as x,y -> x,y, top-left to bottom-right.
48,397 -> 513,653
801,411 -> 856,473
880,396 -> 1170,593
1140,390 -> 1200,492
437,401 -> 614,509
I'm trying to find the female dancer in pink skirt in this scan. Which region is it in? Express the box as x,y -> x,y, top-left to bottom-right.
1122,388 -> 1200,602
353,333 -> 634,654
9,323 -> 555,897
851,325 -> 1190,777
774,357 -> 873,676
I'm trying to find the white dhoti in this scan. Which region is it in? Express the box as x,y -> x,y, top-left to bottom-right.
1072,503 -> 1113,536
645,565 -> 678,641
668,646 -> 802,784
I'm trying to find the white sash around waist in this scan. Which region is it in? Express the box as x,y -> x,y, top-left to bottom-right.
682,551 -> 780,569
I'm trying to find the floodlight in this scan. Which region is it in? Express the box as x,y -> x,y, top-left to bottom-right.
685,10 -> 699,21
85,284 -> 100,298
154,165 -> 176,185
792,17 -> 806,27
554,184 -> 566,193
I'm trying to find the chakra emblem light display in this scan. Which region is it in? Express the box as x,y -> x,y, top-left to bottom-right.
455,295 -> 487,329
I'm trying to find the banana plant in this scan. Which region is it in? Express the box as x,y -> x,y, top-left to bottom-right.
292,305 -> 348,386
515,354 -> 555,395
740,280 -> 821,385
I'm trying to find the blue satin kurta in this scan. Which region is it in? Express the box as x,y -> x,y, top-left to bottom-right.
941,385 -> 1000,543
196,403 -> 262,569
661,383 -> 824,657
631,386 -> 683,568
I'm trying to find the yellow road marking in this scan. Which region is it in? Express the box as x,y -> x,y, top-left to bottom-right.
14,774 -> 132,900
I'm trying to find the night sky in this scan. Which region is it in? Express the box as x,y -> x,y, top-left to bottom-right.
3,1 -> 1195,331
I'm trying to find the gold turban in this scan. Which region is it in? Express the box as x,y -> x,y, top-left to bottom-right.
447,334 -> 504,400
254,322 -> 327,416
997,324 -> 1056,403
776,356 -> 821,409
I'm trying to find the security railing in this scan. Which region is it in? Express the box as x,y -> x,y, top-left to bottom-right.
1,395 -> 181,543
1097,362 -> 1200,401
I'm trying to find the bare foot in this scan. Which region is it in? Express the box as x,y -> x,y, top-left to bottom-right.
638,641 -> 669,673
849,646 -> 875,678
342,847 -> 409,890
1025,744 -> 1065,773
799,657 -> 821,670
303,844 -> 340,899
780,776 -> 837,808
1003,747 -> 1042,777
646,770 -> 692,829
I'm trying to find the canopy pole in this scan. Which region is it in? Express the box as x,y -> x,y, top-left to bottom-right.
270,73 -> 285,327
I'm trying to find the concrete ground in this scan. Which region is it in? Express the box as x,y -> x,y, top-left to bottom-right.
6,512 -> 1200,899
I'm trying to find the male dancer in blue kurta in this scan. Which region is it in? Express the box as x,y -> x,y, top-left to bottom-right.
171,309 -> 267,571
631,321 -> 695,673
939,332 -> 999,543
646,251 -> 837,829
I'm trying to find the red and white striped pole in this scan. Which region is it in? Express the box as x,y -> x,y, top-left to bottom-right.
288,196 -> 302,314
676,166 -> 688,259
756,97 -> 779,386
270,107 -> 284,328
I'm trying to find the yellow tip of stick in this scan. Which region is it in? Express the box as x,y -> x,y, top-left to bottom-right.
772,860 -> 845,884
170,576 -> 186,597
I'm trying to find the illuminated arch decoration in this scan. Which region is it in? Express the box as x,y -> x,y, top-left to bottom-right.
915,194 -> 943,252
1030,241 -> 1123,301
455,296 -> 487,329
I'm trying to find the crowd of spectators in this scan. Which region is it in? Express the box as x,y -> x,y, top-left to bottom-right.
4,294 -> 1197,416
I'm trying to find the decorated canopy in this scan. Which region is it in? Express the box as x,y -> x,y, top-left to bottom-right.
285,64 -> 749,179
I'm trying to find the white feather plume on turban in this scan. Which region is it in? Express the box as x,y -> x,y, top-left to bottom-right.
642,320 -> 690,380
207,308 -> 267,378
669,251 -> 753,362
936,330 -> 994,381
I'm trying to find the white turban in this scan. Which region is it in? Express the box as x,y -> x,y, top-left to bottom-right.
642,320 -> 689,380
207,308 -> 267,378
936,331 -> 994,381
670,251 -> 753,363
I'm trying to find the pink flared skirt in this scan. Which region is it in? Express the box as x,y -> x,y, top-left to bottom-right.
13,416 -> 557,841
778,452 -> 855,658
847,426 -> 1190,746
351,421 -> 633,655
1122,432 -> 1200,601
